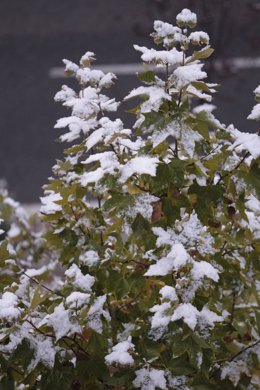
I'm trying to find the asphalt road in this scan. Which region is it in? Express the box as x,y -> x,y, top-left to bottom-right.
0,0 -> 259,202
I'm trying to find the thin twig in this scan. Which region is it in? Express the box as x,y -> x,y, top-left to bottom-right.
229,339 -> 260,362
21,271 -> 64,298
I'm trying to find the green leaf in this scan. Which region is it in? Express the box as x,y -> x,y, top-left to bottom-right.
138,70 -> 156,84
131,213 -> 151,235
189,47 -> 214,62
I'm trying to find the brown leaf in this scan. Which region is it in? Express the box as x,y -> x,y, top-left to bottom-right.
151,200 -> 163,223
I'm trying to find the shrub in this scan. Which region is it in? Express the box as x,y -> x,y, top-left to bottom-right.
0,8 -> 260,389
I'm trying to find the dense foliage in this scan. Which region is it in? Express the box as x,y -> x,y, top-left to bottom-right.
0,8 -> 260,389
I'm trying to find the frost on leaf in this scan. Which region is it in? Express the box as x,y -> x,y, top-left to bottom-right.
123,193 -> 159,223
221,360 -> 250,386
86,295 -> 111,334
133,367 -> 167,390
153,211 -> 215,256
244,194 -> 260,239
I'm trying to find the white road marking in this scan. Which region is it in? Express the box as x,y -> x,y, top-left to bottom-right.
49,57 -> 260,78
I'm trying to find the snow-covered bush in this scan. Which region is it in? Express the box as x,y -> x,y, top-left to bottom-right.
0,9 -> 260,389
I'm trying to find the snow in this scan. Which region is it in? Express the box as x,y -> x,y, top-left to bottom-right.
0,292 -> 20,321
120,137 -> 144,151
99,72 -> 116,88
192,103 -> 216,114
81,167 -> 106,186
26,265 -> 49,278
79,250 -> 100,267
65,291 -> 91,309
76,68 -> 105,85
57,117 -> 98,143
100,97 -> 119,112
176,9 -> 197,26
246,194 -> 260,213
145,243 -> 189,276
65,264 -> 95,292
254,85 -> 260,96
148,120 -> 181,147
80,51 -> 95,65
7,223 -> 21,238
0,320 -> 57,373
86,295 -> 111,333
28,337 -> 56,371
64,87 -> 99,118
63,87 -> 119,120
125,85 -> 171,113
171,303 -> 199,330
160,285 -> 178,301
189,31 -> 209,45
153,20 -> 181,38
83,151 -> 119,171
0,218 -> 4,236
134,45 -> 183,66
105,337 -> 135,366
40,192 -> 62,215
245,194 -> 260,239
187,85 -> 212,102
180,127 -> 203,157
221,360 -> 250,386
171,303 -> 223,330
247,103 -> 260,121
191,261 -> 219,282
123,193 -> 159,222
46,303 -> 81,340
83,117 -> 129,151
166,374 -> 190,390
81,150 -> 121,186
173,63 -> 207,89
229,127 -> 260,159
133,368 -> 167,390
119,156 -> 159,183
152,212 -> 215,256
62,59 -> 79,74
89,126 -> 108,149
150,301 -> 172,331
199,307 -> 223,327
54,85 -> 76,103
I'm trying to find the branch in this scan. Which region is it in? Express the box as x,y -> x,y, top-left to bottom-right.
229,338 -> 260,362
216,151 -> 250,184
21,271 -> 64,298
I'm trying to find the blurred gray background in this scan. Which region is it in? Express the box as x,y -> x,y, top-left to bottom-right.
0,0 -> 259,202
